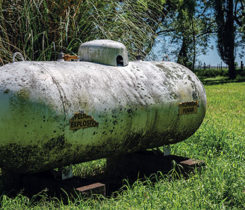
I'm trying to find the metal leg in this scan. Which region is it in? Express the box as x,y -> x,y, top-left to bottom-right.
59,165 -> 73,180
163,145 -> 171,156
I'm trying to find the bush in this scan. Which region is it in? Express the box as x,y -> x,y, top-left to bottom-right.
194,68 -> 229,78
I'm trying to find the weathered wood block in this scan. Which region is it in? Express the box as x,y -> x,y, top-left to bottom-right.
76,182 -> 106,196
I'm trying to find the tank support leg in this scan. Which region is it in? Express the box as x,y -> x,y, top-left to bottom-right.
163,145 -> 171,156
1,169 -> 22,193
59,165 -> 73,180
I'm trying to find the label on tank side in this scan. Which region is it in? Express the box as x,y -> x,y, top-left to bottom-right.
179,101 -> 198,115
69,111 -> 99,130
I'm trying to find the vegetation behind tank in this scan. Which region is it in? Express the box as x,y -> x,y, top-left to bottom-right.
0,0 -> 162,64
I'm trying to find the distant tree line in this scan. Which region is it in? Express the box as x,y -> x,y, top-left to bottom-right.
0,0 -> 244,78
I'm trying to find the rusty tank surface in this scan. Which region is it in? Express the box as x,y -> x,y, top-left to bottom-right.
0,40 -> 206,174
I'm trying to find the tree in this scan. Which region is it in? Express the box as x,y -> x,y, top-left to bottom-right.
214,0 -> 236,79
234,0 -> 245,60
234,0 -> 245,32
176,0 -> 196,69
156,0 -> 214,70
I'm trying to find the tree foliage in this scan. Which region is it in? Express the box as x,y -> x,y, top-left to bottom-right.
234,0 -> 245,32
154,0 -> 214,70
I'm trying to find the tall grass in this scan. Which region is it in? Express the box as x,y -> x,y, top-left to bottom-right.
0,0 -> 162,65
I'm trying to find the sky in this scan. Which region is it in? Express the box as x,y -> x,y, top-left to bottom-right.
198,38 -> 245,67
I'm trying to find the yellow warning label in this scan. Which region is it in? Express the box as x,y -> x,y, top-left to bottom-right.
69,112 -> 98,130
179,101 -> 198,115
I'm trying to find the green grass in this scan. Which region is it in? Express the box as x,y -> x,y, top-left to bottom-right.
1,82 -> 245,209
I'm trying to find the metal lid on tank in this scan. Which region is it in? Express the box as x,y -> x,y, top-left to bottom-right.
78,40 -> 129,66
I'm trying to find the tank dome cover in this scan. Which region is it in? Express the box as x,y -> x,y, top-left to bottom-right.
78,40 -> 129,66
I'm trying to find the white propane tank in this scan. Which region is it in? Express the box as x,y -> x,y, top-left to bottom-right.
0,40 -> 206,173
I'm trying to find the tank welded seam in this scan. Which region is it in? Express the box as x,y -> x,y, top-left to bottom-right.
33,63 -> 68,122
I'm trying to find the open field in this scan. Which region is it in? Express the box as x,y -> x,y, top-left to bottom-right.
0,82 -> 245,209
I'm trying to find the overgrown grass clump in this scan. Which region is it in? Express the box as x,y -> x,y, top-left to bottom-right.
1,83 -> 245,209
0,0 -> 161,64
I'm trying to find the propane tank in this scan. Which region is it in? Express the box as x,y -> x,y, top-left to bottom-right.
0,40 -> 206,174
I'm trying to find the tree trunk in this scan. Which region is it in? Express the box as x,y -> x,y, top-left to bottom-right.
228,59 -> 236,79
227,0 -> 236,79
214,0 -> 236,79
177,37 -> 188,66
192,17 -> 196,71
